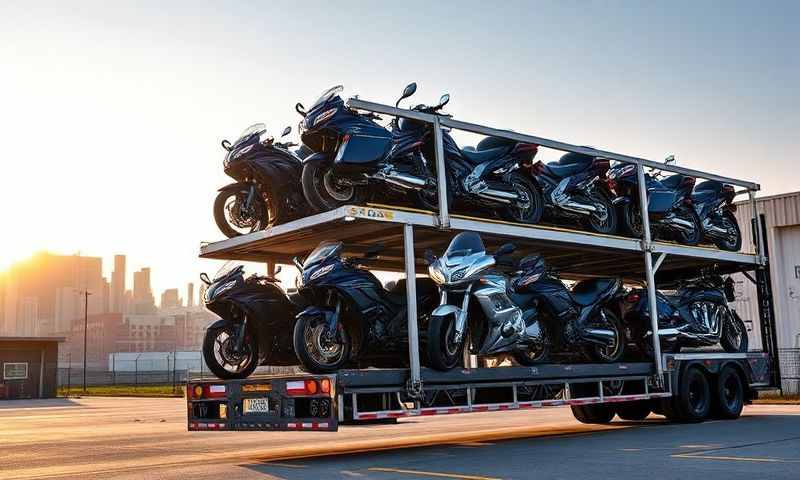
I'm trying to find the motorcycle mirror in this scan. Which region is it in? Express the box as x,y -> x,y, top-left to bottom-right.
293,256 -> 303,271
423,249 -> 437,265
295,102 -> 306,117
664,154 -> 676,165
281,126 -> 291,137
221,139 -> 231,152
437,93 -> 450,108
200,272 -> 211,285
274,265 -> 282,275
396,82 -> 417,107
495,243 -> 515,256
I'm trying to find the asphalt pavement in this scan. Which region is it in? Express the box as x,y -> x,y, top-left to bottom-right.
1,397 -> 798,479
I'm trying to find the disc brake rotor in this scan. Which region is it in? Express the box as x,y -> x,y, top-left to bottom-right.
323,170 -> 354,202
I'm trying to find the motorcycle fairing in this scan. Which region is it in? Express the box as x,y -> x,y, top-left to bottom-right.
333,131 -> 393,173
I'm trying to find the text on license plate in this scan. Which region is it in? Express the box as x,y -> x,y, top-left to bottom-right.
243,397 -> 270,414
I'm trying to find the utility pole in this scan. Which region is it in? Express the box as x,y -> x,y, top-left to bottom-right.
79,290 -> 92,393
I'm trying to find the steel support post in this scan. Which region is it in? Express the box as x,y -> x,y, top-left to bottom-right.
636,164 -> 664,382
432,116 -> 450,229
749,191 -> 764,261
403,223 -> 423,397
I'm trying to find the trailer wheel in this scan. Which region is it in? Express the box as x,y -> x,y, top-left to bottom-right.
713,366 -> 745,419
663,367 -> 711,423
571,404 -> 616,424
615,401 -> 651,421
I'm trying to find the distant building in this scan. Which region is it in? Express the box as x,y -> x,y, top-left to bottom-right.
187,283 -> 195,308
132,268 -> 156,314
110,255 -> 126,313
160,288 -> 181,309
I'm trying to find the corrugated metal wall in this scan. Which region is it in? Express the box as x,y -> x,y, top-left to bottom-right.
732,191 -> 800,392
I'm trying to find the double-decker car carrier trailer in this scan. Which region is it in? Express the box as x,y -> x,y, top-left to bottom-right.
188,98 -> 777,432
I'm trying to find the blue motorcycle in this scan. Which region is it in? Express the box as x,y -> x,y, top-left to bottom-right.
691,181 -> 742,251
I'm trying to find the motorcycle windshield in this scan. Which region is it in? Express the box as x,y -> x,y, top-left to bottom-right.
303,241 -> 343,268
308,85 -> 343,112
233,123 -> 267,148
213,260 -> 246,282
444,232 -> 485,258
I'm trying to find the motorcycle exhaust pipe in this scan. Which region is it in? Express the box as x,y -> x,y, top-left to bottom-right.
372,171 -> 427,190
661,216 -> 694,231
477,188 -> 519,204
583,328 -> 617,347
559,199 -> 597,215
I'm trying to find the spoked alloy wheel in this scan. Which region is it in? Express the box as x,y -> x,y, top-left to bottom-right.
427,314 -> 464,371
585,309 -> 625,363
513,321 -> 551,366
301,161 -> 365,212
213,189 -> 270,238
713,212 -> 742,251
501,173 -> 544,224
293,315 -> 351,373
585,193 -> 618,234
202,325 -> 258,380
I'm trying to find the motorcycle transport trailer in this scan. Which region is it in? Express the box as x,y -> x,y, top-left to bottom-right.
187,98 -> 777,431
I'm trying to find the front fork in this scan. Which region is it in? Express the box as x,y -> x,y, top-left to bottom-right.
235,315 -> 249,351
450,285 -> 473,344
243,184 -> 257,213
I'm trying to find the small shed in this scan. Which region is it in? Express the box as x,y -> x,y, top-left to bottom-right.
0,337 -> 64,399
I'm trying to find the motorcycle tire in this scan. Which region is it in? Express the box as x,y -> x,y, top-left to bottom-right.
674,208 -> 703,246
720,310 -> 749,353
584,309 -> 626,363
301,161 -> 366,213
411,176 -> 454,213
713,211 -> 743,251
427,314 -> 464,371
585,191 -> 618,235
202,324 -> 259,380
513,321 -> 552,366
293,315 -> 351,374
213,188 -> 271,238
500,172 -> 544,224
622,202 -> 644,238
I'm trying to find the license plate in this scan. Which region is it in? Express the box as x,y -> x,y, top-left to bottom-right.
243,397 -> 270,414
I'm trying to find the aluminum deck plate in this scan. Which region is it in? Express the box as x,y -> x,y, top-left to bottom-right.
199,204 -> 763,282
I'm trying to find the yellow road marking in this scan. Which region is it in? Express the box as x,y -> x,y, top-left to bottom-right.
673,453 -> 800,463
369,467 -> 501,480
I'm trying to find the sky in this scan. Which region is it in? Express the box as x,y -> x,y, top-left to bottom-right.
1,1 -> 798,297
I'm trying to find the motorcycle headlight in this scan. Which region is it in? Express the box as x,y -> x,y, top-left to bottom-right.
309,264 -> 334,281
428,265 -> 446,285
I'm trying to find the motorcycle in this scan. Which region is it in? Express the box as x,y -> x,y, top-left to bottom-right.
527,152 -> 619,234
607,156 -> 703,245
423,232 -> 625,371
292,241 -> 438,373
297,84 -> 543,223
200,262 -> 302,379
214,123 -> 312,238
622,274 -> 748,356
691,180 -> 742,251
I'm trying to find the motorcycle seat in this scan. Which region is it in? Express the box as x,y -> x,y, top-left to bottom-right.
476,136 -> 518,151
659,174 -> 685,189
460,146 -> 510,165
694,180 -> 725,193
543,161 -> 587,178
569,278 -> 618,306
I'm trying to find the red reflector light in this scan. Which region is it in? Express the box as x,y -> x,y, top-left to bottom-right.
625,293 -> 641,303
320,378 -> 331,394
203,384 -> 226,398
305,379 -> 318,395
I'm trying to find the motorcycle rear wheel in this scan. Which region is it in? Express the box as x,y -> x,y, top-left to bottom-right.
301,161 -> 367,212
713,212 -> 743,251
513,321 -> 552,366
500,173 -> 544,224
622,202 -> 644,238
674,208 -> 703,246
720,310 -> 748,353
584,309 -> 626,363
585,192 -> 618,235
213,188 -> 272,238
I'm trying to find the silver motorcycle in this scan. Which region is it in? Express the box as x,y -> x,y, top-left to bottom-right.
423,232 -> 546,371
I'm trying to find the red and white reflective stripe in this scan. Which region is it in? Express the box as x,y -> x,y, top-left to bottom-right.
352,392 -> 673,420
286,381 -> 306,395
208,385 -> 226,394
285,421 -> 330,430
190,422 -> 226,430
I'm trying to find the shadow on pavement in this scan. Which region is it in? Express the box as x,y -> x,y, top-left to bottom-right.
0,398 -> 81,409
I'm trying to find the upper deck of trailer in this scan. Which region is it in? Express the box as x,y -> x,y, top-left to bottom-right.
199,204 -> 764,283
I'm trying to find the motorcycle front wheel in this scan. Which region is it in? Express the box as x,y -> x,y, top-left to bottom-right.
585,192 -> 618,235
293,315 -> 351,373
500,173 -> 544,224
213,187 -> 272,238
301,161 -> 366,212
202,324 -> 259,380
584,309 -> 626,363
720,310 -> 748,353
427,314 -> 465,371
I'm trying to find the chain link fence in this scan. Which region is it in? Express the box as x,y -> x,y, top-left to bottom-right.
779,348 -> 800,395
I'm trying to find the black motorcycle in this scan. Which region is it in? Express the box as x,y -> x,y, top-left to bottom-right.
622,275 -> 748,356
607,158 -> 703,245
298,85 -> 543,223
509,255 -> 626,364
200,262 -> 301,379
528,152 -> 618,234
691,181 -> 742,251
214,124 -> 312,238
292,241 -> 438,373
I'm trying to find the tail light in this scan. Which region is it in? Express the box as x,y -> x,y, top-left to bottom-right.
606,178 -> 618,193
286,379 -> 328,396
593,159 -> 610,172
625,292 -> 641,303
320,378 -> 331,394
531,160 -> 545,175
191,384 -> 226,399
